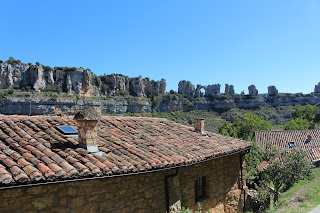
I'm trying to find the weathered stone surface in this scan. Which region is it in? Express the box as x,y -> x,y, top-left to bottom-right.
0,63 -> 30,89
248,85 -> 258,96
315,82 -> 320,93
130,76 -> 145,97
268,85 -> 278,96
178,80 -> 195,95
47,70 -> 54,85
33,65 -> 46,91
106,74 -> 129,92
74,107 -> 101,120
159,79 -> 166,94
206,84 -> 221,97
66,74 -> 72,93
80,69 -> 93,96
0,62 -> 165,98
225,84 -> 235,95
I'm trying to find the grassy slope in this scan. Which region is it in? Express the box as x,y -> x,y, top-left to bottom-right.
267,167 -> 320,213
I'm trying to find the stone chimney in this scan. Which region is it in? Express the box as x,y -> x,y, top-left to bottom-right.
194,118 -> 205,134
74,107 -> 101,152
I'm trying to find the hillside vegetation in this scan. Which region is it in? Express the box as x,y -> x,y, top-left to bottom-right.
117,106 -> 294,133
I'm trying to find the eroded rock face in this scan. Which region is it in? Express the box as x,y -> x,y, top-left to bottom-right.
106,74 -> 129,92
0,62 -> 167,97
248,85 -> 258,96
20,65 -> 46,91
47,70 -> 54,85
225,84 -> 235,95
0,63 -> 30,89
66,74 -> 72,93
81,69 -> 93,96
315,82 -> 320,93
178,80 -> 195,95
159,79 -> 166,94
206,84 -> 221,97
268,86 -> 278,96
130,76 -> 145,97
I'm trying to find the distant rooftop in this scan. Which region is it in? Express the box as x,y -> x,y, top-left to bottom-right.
255,129 -> 320,161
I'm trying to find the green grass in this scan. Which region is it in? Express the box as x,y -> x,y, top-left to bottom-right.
266,167 -> 320,213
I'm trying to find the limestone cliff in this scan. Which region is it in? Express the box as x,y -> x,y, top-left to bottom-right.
0,61 -> 166,98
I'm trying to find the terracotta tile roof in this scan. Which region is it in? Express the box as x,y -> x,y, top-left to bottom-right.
255,129 -> 320,161
0,115 -> 251,186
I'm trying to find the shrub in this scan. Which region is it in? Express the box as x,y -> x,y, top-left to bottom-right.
5,57 -> 21,65
42,85 -> 62,93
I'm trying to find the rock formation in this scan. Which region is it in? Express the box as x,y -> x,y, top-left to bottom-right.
178,80 -> 195,95
0,63 -> 29,89
268,86 -> 278,96
66,74 -> 72,93
130,76 -> 145,97
30,65 -> 46,91
105,74 -> 129,92
225,84 -> 235,95
206,84 -> 221,97
0,61 -> 166,98
315,82 -> 320,93
179,82 -> 221,97
248,85 -> 258,96
159,79 -> 166,94
47,70 -> 54,85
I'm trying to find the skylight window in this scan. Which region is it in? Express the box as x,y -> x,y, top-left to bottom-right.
57,126 -> 78,135
289,141 -> 295,148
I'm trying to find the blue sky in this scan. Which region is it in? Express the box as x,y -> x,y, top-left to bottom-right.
1,0 -> 320,94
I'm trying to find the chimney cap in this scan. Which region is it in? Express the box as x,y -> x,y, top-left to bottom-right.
194,118 -> 205,121
74,107 -> 101,120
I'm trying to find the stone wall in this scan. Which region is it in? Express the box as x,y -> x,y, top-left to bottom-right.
0,152 -> 246,213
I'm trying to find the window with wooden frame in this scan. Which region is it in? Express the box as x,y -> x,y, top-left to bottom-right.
195,176 -> 206,202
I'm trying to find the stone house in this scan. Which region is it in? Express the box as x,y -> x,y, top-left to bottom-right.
0,110 -> 251,213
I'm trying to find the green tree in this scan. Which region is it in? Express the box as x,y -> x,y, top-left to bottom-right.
282,118 -> 310,130
266,159 -> 284,206
291,104 -> 317,122
282,149 -> 312,188
219,113 -> 272,141
266,149 -> 312,205
283,104 -> 317,129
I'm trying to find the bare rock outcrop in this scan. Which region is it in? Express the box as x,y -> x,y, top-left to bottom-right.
105,74 -> 129,92
315,82 -> 320,93
80,69 -> 93,96
0,63 -> 29,88
248,85 -> 258,96
19,65 -> 46,91
66,74 -> 72,93
47,69 -> 54,85
159,79 -> 166,94
268,86 -> 278,96
0,60 -> 166,98
206,84 -> 221,97
130,76 -> 145,97
31,65 -> 46,91
225,84 -> 235,95
178,80 -> 195,95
